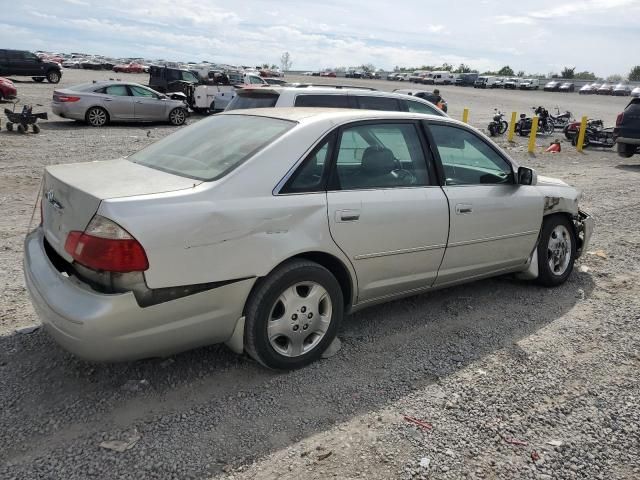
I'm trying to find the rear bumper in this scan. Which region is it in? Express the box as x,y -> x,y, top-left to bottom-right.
615,136 -> 640,145
24,228 -> 255,361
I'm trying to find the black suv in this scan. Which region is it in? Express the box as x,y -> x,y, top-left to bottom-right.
614,98 -> 640,158
0,49 -> 62,83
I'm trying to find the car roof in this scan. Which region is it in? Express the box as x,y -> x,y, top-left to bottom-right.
222,107 -> 457,125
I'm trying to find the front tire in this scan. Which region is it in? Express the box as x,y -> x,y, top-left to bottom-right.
500,120 -> 509,134
85,106 -> 109,127
168,107 -> 187,126
536,215 -> 576,287
46,70 -> 61,84
244,259 -> 344,370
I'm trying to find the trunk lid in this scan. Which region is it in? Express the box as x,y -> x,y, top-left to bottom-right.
42,158 -> 200,261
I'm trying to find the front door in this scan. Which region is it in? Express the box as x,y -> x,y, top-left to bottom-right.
425,122 -> 543,286
326,122 -> 449,303
130,85 -> 167,121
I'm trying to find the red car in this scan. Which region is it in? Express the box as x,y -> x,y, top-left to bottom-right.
320,71 -> 337,78
0,77 -> 17,101
113,63 -> 145,73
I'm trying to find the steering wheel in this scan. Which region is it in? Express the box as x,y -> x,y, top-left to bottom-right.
391,168 -> 417,185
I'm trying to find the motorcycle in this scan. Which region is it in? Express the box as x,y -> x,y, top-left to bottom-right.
550,106 -> 573,129
487,109 -> 508,136
571,122 -> 615,149
515,106 -> 555,136
563,119 -> 603,140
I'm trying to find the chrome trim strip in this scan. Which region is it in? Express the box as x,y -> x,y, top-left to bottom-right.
447,230 -> 539,248
354,243 -> 446,260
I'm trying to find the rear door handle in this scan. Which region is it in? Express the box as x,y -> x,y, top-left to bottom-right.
336,209 -> 360,222
104,97 -> 113,101
135,101 -> 143,104
455,203 -> 473,214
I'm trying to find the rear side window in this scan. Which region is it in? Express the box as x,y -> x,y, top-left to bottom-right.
404,100 -> 440,115
294,95 -> 351,108
282,133 -> 336,193
355,96 -> 401,111
226,92 -> 279,111
129,115 -> 294,181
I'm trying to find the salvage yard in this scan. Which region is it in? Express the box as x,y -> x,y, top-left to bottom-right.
1,70 -> 639,479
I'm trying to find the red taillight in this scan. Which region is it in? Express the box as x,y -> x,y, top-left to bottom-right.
54,95 -> 81,102
64,216 -> 148,272
616,113 -> 624,127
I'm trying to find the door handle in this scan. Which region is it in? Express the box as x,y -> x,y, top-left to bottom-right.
455,204 -> 473,214
104,98 -> 113,101
336,210 -> 360,222
135,101 -> 143,104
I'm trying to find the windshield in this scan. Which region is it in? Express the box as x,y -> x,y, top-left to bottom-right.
129,115 -> 295,181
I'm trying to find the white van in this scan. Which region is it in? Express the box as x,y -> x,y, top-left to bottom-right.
519,78 -> 540,90
426,71 -> 455,85
474,76 -> 500,88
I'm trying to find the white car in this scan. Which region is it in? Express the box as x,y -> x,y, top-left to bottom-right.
24,108 -> 593,369
225,85 -> 447,116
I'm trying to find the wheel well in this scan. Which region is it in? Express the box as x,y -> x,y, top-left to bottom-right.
293,252 -> 354,309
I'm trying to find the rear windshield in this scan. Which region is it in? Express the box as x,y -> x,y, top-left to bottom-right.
129,115 -> 295,181
226,92 -> 279,111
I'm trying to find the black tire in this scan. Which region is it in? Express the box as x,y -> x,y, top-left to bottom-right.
32,77 -> 45,83
32,124 -> 40,134
46,70 -> 61,84
617,142 -> 636,158
499,120 -> 509,134
487,123 -> 496,137
209,100 -> 216,115
572,133 -> 590,148
6,122 -> 13,132
536,215 -> 576,287
85,106 -> 109,127
168,107 -> 187,126
244,259 -> 344,370
17,124 -> 26,134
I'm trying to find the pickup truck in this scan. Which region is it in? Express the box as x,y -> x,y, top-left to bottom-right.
0,49 -> 62,83
615,98 -> 640,158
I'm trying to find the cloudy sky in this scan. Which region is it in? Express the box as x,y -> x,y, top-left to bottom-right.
1,0 -> 638,77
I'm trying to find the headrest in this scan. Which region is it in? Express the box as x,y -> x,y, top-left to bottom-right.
361,146 -> 395,175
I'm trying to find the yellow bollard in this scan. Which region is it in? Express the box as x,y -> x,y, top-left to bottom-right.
527,116 -> 539,153
462,108 -> 469,124
507,111 -> 517,142
576,116 -> 588,152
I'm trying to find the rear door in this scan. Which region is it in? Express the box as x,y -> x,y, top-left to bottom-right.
130,85 -> 167,121
325,121 -> 449,303
424,121 -> 543,286
99,84 -> 134,120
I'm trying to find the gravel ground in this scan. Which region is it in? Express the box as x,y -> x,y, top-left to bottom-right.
0,70 -> 639,480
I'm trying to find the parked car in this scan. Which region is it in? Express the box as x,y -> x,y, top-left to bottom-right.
386,73 -> 399,81
579,83 -> 598,95
491,77 -> 505,88
264,78 -> 288,86
424,71 -> 455,85
320,71 -> 336,78
614,97 -> 640,158
0,76 -> 17,101
113,62 -> 145,74
503,78 -> 521,90
544,81 -> 561,92
225,85 -> 447,117
632,87 -> 640,98
454,73 -> 478,86
597,83 -> 614,95
409,71 -> 430,83
559,82 -> 575,92
148,65 -> 201,94
393,89 -> 448,112
62,59 -> 81,69
519,79 -> 540,90
25,108 -> 594,368
474,76 -> 499,88
0,49 -> 62,83
51,81 -> 188,127
612,83 -> 631,96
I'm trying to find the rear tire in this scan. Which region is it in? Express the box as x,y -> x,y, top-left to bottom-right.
617,142 -> 637,158
46,70 -> 61,84
500,120 -> 508,134
32,124 -> 40,134
17,124 -> 26,134
85,106 -> 109,127
244,259 -> 344,370
536,215 -> 576,287
6,122 -> 13,131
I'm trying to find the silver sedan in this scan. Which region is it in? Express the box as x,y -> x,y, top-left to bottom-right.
51,81 -> 188,127
24,108 -> 593,369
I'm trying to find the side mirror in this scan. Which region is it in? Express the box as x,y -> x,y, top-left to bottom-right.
518,166 -> 537,186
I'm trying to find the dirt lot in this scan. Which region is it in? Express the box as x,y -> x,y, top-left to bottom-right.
1,70 -> 639,480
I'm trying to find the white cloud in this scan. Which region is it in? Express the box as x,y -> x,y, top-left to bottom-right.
494,15 -> 536,25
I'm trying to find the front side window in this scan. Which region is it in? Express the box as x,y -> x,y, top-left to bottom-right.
294,95 -> 351,108
248,76 -> 264,84
130,85 -> 157,98
182,71 -> 199,83
355,96 -> 401,111
105,85 -> 130,96
428,124 -> 513,185
334,123 -> 429,190
129,115 -> 295,181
